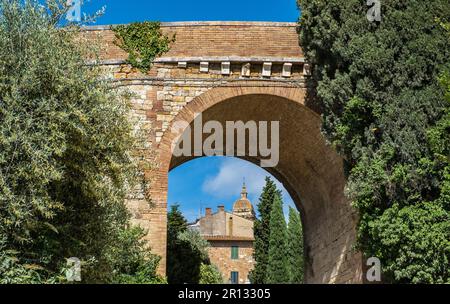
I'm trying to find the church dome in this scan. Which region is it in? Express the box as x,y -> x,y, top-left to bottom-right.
233,197 -> 253,211
232,182 -> 255,220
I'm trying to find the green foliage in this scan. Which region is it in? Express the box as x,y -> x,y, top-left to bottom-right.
298,0 -> 450,282
0,244 -> 47,284
167,205 -> 211,284
287,207 -> 304,283
106,226 -> 166,284
0,0 -> 162,283
266,195 -> 289,284
369,202 -> 450,283
113,21 -> 175,72
249,177 -> 281,284
177,229 -> 210,262
250,178 -> 304,284
199,263 -> 223,284
167,204 -> 188,242
112,254 -> 167,284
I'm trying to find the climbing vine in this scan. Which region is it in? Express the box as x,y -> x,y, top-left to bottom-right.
112,21 -> 175,72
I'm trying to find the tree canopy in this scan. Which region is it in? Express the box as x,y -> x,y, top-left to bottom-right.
167,204 -> 215,284
298,0 -> 450,283
0,0 -> 162,283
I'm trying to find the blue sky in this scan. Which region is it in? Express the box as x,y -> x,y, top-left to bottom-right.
79,0 -> 300,222
81,0 -> 300,25
169,157 -> 296,222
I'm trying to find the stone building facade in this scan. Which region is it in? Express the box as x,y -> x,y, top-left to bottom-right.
190,183 -> 255,284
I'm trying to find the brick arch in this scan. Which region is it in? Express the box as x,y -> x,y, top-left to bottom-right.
158,84 -> 311,170
81,20 -> 364,284
152,85 -> 364,284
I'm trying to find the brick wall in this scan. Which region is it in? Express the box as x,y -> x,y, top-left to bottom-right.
81,21 -> 303,62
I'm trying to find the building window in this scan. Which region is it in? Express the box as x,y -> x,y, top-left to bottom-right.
231,246 -> 239,260
230,271 -> 239,284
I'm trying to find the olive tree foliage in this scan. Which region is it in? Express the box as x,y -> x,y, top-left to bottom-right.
0,0 -> 161,283
298,0 -> 450,283
199,263 -> 223,284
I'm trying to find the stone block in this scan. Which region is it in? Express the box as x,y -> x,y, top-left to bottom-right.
157,68 -> 170,78
157,91 -> 165,101
262,62 -> 272,77
282,63 -> 293,77
221,62 -> 231,75
200,62 -> 209,73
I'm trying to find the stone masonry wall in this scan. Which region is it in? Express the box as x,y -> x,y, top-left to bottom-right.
208,240 -> 254,284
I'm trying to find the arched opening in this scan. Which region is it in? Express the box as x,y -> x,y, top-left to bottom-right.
154,85 -> 363,283
167,156 -> 302,284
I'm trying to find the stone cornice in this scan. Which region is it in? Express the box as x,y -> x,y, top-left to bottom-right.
88,57 -> 305,66
155,56 -> 305,64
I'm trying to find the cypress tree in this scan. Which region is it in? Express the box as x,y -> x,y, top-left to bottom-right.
249,177 -> 281,284
167,204 -> 189,283
167,204 -> 188,241
287,207 -> 304,283
266,194 -> 289,284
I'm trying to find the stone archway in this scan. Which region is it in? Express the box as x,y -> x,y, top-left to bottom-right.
81,20 -> 364,284
153,84 -> 364,284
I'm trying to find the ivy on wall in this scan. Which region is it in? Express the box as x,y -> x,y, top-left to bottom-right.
112,21 -> 175,72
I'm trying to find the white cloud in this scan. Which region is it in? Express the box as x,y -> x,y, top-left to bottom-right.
180,207 -> 202,223
202,157 -> 295,211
